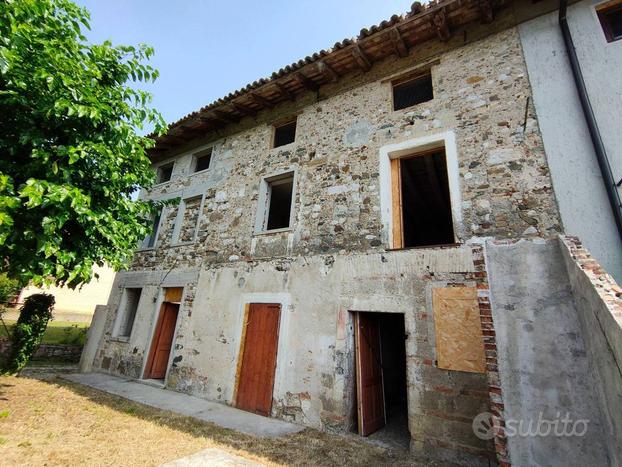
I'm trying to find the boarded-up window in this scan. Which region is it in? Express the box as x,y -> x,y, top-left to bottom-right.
432,287 -> 485,373
177,196 -> 202,243
273,119 -> 297,148
392,74 -> 433,111
115,288 -> 142,338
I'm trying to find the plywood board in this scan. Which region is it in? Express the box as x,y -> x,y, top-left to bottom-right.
432,287 -> 486,373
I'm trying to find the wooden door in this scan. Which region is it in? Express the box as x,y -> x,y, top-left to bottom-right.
144,302 -> 179,380
236,303 -> 281,416
355,312 -> 386,436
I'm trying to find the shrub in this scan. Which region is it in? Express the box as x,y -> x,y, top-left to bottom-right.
0,273 -> 20,305
2,293 -> 55,374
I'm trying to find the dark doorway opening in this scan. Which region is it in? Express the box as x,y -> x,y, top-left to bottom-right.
353,312 -> 409,449
398,149 -> 454,248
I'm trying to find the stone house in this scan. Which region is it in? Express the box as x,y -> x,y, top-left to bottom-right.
81,1 -> 622,465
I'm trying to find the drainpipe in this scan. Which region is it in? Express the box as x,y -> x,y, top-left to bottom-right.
559,0 -> 622,242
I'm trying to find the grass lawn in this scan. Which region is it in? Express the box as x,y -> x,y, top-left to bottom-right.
0,320 -> 88,346
0,375 -> 411,466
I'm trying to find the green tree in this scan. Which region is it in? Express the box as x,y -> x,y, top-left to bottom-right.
0,0 -> 167,288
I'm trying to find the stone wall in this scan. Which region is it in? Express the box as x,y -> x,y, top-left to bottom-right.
131,26 -> 560,273
0,340 -> 83,363
91,22 -> 565,467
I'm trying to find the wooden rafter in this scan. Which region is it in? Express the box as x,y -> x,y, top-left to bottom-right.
212,109 -> 240,124
249,92 -> 274,109
232,102 -> 256,117
317,60 -> 339,82
479,0 -> 494,24
431,8 -> 451,42
273,82 -> 295,101
351,44 -> 372,71
294,72 -> 320,92
389,28 -> 409,58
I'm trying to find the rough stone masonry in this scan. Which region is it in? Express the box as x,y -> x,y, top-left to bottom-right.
89,10 -> 564,467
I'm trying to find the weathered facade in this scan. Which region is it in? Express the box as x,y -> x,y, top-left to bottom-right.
81,1 -> 622,465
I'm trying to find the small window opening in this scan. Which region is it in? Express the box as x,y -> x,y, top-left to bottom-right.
116,288 -> 142,338
273,119 -> 297,148
597,1 -> 622,42
392,74 -> 433,111
263,173 -> 294,231
145,210 -> 161,248
157,163 -> 174,184
392,149 -> 454,248
194,148 -> 212,172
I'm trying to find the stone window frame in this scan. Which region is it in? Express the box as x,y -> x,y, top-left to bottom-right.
382,59 -> 439,114
111,287 -> 143,341
253,169 -> 298,235
378,131 -> 462,250
138,208 -> 164,251
171,190 -> 206,246
270,114 -> 300,150
190,144 -> 215,175
155,159 -> 175,186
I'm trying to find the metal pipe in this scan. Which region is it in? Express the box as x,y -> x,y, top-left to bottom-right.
559,0 -> 622,242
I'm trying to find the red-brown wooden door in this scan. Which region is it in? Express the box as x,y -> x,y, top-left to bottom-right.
144,302 -> 179,380
355,312 -> 386,436
236,303 -> 281,416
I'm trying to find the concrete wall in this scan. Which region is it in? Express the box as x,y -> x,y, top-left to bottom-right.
18,265 -> 115,317
486,238 -> 611,466
93,246 -> 493,464
518,0 -> 622,282
559,236 -> 622,466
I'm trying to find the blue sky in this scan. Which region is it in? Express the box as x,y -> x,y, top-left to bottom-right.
75,1 -> 415,125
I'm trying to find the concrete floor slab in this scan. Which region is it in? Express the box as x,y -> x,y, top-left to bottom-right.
62,373 -> 304,438
162,447 -> 265,466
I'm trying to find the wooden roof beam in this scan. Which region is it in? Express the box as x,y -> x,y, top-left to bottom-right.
249,92 -> 274,109
351,44 -> 372,72
273,82 -> 295,101
212,109 -> 240,124
431,8 -> 451,42
232,102 -> 257,117
389,28 -> 409,58
294,72 -> 320,92
479,0 -> 494,24
317,60 -> 339,82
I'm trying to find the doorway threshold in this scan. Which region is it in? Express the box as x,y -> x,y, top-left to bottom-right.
138,378 -> 165,389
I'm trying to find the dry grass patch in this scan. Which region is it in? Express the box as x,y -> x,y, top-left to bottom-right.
0,375 -> 412,466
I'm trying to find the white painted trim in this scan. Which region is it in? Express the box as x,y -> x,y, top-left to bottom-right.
234,292 -> 292,413
254,169 -> 298,234
378,131 -> 462,248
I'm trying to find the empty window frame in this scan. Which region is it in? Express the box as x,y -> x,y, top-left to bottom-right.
273,119 -> 297,148
391,148 -> 454,248
597,1 -> 622,42
114,288 -> 142,338
157,162 -> 174,184
193,148 -> 213,173
143,209 -> 162,249
392,73 -> 433,111
257,172 -> 295,232
174,196 -> 202,244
